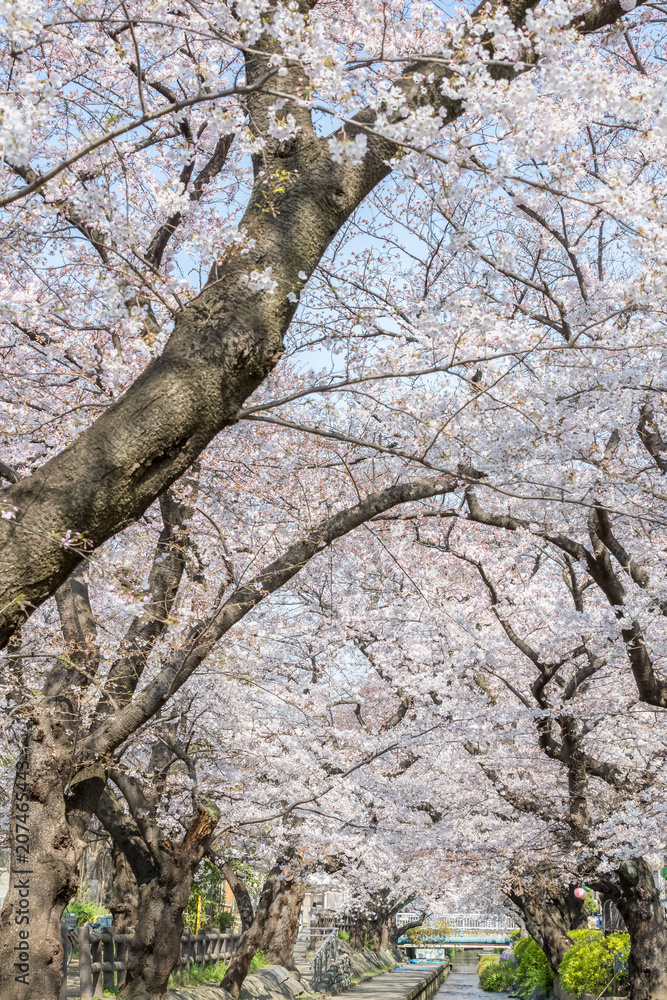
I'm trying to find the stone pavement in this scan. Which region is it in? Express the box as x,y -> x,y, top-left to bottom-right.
346,964 -> 447,1000
66,957 -> 80,999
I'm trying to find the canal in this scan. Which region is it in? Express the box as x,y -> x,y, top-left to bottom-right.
434,948 -> 505,1000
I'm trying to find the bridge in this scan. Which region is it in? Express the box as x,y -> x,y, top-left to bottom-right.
396,912 -> 520,948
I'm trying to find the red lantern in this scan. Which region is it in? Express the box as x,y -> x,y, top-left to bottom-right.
574,887 -> 586,899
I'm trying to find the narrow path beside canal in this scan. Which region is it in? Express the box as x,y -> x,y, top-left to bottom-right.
349,966 -> 445,1000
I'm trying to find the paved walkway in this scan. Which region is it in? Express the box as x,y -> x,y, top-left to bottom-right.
348,965 -> 445,1000
435,972 -> 498,1000
66,958 -> 80,999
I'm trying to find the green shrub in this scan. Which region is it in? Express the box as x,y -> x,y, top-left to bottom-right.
559,930 -> 629,999
513,937 -> 554,999
479,952 -> 517,993
339,930 -> 350,941
478,955 -> 500,977
166,948 -> 269,990
218,910 -> 236,931
204,961 -> 229,982
480,960 -> 517,992
479,937 -> 555,997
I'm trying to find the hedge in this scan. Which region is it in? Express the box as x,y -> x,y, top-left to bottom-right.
478,936 -> 554,997
558,930 -> 629,998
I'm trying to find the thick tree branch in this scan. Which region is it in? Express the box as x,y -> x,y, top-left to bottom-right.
110,769 -> 163,863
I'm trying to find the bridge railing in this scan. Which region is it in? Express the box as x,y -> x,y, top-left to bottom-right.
396,912 -> 520,932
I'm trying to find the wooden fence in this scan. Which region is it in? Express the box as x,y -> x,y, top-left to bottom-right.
64,925 -> 239,999
172,928 -> 239,985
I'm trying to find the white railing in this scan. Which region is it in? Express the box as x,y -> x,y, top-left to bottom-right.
396,912 -> 519,932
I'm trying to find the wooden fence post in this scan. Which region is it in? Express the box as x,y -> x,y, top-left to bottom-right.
116,933 -> 125,990
115,932 -> 130,988
185,931 -> 194,983
91,932 -> 103,998
178,932 -> 186,985
79,925 -> 94,1000
190,931 -> 196,979
102,931 -> 115,993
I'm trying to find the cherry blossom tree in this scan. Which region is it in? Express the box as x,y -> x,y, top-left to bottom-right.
0,0 -> 650,644
0,442 -> 458,1000
1,2 -> 667,999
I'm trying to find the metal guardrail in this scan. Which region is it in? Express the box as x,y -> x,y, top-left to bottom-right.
310,927 -> 338,979
602,900 -> 627,935
396,912 -> 519,931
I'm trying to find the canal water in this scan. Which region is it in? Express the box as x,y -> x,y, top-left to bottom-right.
433,948 -> 506,1000
435,972 -> 493,1000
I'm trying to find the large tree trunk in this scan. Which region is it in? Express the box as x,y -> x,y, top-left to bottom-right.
613,859 -> 667,1000
508,881 -> 586,971
221,875 -> 284,998
120,875 -> 192,1000
0,29 -> 432,649
350,915 -> 368,952
220,862 -> 256,934
366,919 -> 383,954
380,923 -> 390,952
0,0 -> 636,651
263,880 -> 306,975
98,796 -> 220,1000
0,713 -> 104,1000
389,912 -> 424,950
222,923 -> 269,998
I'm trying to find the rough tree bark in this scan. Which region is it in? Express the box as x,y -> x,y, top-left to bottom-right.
262,879 -> 306,975
349,894 -> 418,956
0,490 -> 194,1000
349,915 -> 367,953
595,859 -> 667,1000
97,780 -> 221,1000
221,872 -> 285,998
508,881 -> 587,971
0,567 -> 106,1000
350,913 -> 385,953
0,709 -> 104,1000
388,911 -> 424,950
219,862 -> 256,934
0,0 -> 642,649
